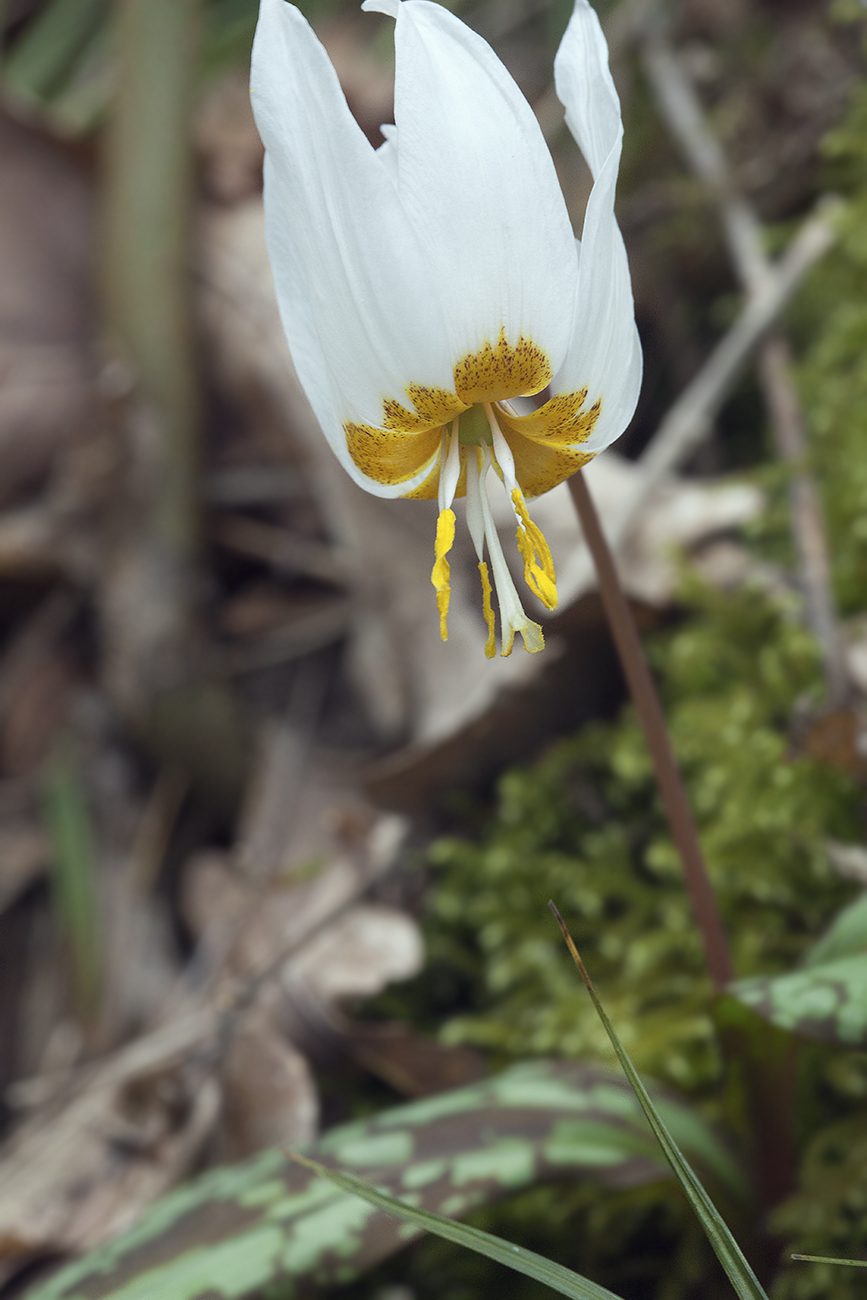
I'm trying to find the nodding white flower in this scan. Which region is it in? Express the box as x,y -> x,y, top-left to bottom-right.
251,0 -> 641,657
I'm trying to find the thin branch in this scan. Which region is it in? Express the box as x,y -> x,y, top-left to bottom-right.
641,19 -> 848,704
569,472 -> 733,992
634,202 -> 838,498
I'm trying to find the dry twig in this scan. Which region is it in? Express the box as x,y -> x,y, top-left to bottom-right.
640,16 -> 847,704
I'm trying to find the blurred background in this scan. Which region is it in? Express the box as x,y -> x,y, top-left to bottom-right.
1,0 -> 867,1297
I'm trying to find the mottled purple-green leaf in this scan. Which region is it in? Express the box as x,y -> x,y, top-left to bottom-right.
25,1060 -> 743,1300
730,955 -> 867,1045
294,1155 -> 623,1300
804,893 -> 867,968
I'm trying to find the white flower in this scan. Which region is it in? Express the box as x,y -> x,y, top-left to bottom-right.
251,0 -> 641,657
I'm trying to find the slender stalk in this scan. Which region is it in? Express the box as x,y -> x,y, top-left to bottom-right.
100,0 -> 201,714
568,471 -> 733,991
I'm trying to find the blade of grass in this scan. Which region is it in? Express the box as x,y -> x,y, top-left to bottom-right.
290,1153 -> 624,1300
792,1255 -> 867,1268
548,901 -> 769,1300
44,742 -> 101,1022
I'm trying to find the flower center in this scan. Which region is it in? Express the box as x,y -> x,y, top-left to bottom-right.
340,327 -> 602,655
431,405 -> 557,659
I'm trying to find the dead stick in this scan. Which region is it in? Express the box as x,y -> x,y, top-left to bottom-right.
757,336 -> 848,703
642,21 -> 847,704
569,471 -> 733,991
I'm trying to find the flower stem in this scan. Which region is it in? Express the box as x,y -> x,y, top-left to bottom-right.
568,470 -> 733,991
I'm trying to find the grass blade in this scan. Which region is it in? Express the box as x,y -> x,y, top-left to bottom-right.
548,901 -> 769,1300
291,1153 -> 624,1300
792,1254 -> 867,1268
44,742 -> 101,1021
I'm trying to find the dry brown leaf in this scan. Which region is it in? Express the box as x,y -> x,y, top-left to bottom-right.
0,111 -> 95,508
285,904 -> 423,1007
221,1003 -> 318,1160
0,1041 -> 219,1284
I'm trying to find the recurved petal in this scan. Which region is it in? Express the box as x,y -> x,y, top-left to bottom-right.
365,0 -> 579,381
555,160 -> 642,453
553,0 -> 621,181
251,0 -> 454,496
549,2 -> 642,453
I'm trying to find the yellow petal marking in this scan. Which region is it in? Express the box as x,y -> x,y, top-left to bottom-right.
431,507 -> 456,641
383,385 -> 466,432
342,332 -> 565,496
498,389 -> 598,441
502,432 -> 595,500
403,465 -> 442,501
345,419 -> 444,487
478,561 -> 496,659
511,489 -> 558,610
345,383 -> 465,489
454,329 -> 552,407
495,390 -> 602,498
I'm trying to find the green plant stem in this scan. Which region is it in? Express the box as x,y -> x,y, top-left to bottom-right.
100,0 -> 202,728
103,0 -> 200,565
568,471 -> 733,991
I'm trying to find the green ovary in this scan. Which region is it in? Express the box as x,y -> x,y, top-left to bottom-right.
458,405 -> 492,447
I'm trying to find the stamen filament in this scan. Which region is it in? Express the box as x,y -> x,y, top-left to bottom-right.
438,418 -> 462,513
477,446 -> 544,657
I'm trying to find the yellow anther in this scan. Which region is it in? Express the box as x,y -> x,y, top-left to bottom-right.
431,507 -> 456,640
478,561 -> 496,659
511,489 -> 558,610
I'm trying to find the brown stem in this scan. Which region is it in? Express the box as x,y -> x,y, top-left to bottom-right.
568,471 -> 733,991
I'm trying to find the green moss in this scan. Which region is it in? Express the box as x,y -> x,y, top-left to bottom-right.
415,580 -> 858,1095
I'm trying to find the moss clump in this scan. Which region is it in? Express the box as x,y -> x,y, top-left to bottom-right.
421,580 -> 858,1095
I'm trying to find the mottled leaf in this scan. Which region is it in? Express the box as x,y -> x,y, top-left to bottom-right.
23,1060 -> 742,1300
804,893 -> 867,968
730,955 -> 867,1045
294,1155 -> 623,1300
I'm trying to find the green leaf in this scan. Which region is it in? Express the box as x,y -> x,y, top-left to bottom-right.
804,892 -> 867,967
23,1060 -> 740,1300
293,1153 -> 623,1300
729,954 -> 867,1045
549,904 -> 769,1300
43,743 -> 101,1021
